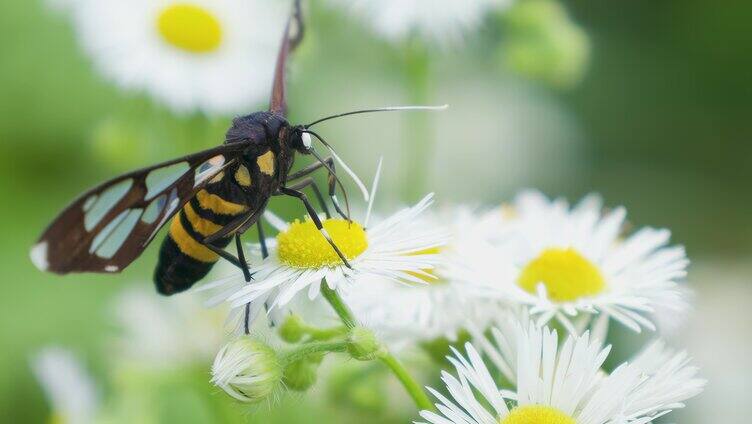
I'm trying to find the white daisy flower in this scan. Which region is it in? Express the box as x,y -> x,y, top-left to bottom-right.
454,190 -> 690,333
625,340 -> 706,419
220,194 -> 445,320
326,0 -> 513,47
50,0 -> 288,114
31,347 -> 99,424
419,323 -> 704,424
200,160 -> 448,325
470,313 -> 706,401
344,206 -> 501,349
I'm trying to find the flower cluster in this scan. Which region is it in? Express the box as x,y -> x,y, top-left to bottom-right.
206,187 -> 691,338
197,158 -> 702,423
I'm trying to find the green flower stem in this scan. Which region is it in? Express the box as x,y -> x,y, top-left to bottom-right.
302,324 -> 348,341
281,340 -> 348,366
402,40 -> 432,199
378,352 -> 434,411
321,284 -> 435,412
321,284 -> 358,329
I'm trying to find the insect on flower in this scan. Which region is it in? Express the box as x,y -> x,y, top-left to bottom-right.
30,1 -> 445,306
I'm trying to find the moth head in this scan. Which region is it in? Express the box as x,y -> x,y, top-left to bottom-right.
288,126 -> 312,154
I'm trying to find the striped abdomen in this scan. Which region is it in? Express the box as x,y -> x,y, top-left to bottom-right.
154,186 -> 250,295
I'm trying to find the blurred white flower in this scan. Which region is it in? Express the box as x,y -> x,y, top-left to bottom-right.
453,190 -> 690,333
49,0 -> 288,114
211,337 -> 282,402
31,347 -> 98,424
326,0 -> 513,47
344,205 -> 501,349
420,323 -> 704,424
111,286 -> 227,367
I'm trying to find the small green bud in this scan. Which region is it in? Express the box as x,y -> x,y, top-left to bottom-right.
210,338 -> 282,403
283,358 -> 319,391
279,314 -> 307,343
500,0 -> 591,88
346,327 -> 384,361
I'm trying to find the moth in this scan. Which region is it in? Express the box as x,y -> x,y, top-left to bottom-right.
31,0 -> 444,300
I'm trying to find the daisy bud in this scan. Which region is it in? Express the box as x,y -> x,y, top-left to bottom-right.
211,338 -> 282,403
346,327 -> 384,361
279,314 -> 306,343
283,358 -> 319,391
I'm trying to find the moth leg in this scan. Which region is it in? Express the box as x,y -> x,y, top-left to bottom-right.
256,221 -> 278,325
277,186 -> 353,269
202,229 -> 257,333
235,234 -> 252,282
203,209 -> 257,245
234,234 -> 255,335
257,221 -> 269,259
200,208 -> 257,266
204,240 -> 243,269
287,156 -> 348,220
286,159 -> 328,180
319,158 -> 349,221
287,177 -> 331,218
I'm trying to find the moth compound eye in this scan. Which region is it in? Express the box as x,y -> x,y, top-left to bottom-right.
302,132 -> 312,149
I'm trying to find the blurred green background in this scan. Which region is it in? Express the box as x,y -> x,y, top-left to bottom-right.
1,0 -> 750,422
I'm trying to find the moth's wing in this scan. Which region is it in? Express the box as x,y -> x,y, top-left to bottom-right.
269,0 -> 304,117
31,143 -> 249,274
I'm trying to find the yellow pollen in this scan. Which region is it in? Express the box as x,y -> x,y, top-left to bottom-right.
157,4 -> 222,53
501,405 -> 577,424
277,218 -> 368,268
518,248 -> 605,302
407,247 -> 442,283
500,203 -> 517,219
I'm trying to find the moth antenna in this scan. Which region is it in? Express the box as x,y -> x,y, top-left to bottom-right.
304,130 -> 370,202
306,104 -> 448,128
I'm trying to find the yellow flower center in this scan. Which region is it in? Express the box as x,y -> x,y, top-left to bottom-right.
517,248 -> 605,302
407,247 -> 442,283
157,3 -> 223,53
500,203 -> 517,219
277,219 -> 368,268
501,405 -> 577,424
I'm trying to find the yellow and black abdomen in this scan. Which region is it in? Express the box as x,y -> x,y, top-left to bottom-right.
154,185 -> 249,295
